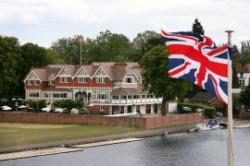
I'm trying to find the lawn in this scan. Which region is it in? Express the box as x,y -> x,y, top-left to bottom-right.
0,123 -> 141,148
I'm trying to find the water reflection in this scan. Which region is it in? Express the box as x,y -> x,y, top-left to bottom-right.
1,128 -> 250,166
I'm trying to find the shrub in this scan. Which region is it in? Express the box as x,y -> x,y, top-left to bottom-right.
53,100 -> 84,112
203,106 -> 216,119
177,103 -> 198,113
177,102 -> 215,118
26,100 -> 46,112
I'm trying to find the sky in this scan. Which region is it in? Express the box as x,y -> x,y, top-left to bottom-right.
0,0 -> 249,48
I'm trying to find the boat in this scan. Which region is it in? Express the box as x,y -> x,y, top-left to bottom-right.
188,119 -> 220,132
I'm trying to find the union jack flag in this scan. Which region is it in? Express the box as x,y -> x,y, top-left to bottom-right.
161,30 -> 230,104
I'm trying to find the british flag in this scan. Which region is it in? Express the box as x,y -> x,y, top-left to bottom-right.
161,30 -> 230,104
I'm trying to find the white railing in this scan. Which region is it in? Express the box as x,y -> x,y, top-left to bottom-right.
111,98 -> 162,104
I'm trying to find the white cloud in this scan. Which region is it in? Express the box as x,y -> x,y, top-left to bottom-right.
0,0 -> 249,48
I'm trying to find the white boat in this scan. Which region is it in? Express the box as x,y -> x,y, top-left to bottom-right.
189,119 -> 220,132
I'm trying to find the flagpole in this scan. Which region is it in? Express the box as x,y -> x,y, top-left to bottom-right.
227,59 -> 234,166
226,30 -> 234,166
80,36 -> 82,66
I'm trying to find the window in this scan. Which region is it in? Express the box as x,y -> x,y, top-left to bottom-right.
53,93 -> 60,98
239,79 -> 245,86
112,96 -> 119,99
29,92 -> 39,97
78,77 -> 88,83
60,77 -> 70,83
43,93 -> 50,98
96,77 -> 105,84
121,96 -> 127,99
133,95 -> 139,99
125,77 -> 132,83
128,95 -> 132,99
98,93 -> 106,99
49,80 -> 55,86
100,106 -> 104,112
60,93 -> 67,98
27,80 -> 39,86
53,93 -> 67,98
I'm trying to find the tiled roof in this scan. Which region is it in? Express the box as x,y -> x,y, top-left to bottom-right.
24,62 -> 143,82
190,91 -> 216,103
237,63 -> 250,73
111,85 -> 148,95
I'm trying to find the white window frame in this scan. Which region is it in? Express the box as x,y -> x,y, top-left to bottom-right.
29,92 -> 39,97
60,77 -> 70,83
96,77 -> 105,84
78,77 -> 88,83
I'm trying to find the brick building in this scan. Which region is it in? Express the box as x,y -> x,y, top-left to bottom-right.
24,62 -> 162,114
237,62 -> 250,87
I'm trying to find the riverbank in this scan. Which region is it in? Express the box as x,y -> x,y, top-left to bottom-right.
0,124 -> 196,160
219,118 -> 250,128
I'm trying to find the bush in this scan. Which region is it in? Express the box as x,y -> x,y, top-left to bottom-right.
203,106 -> 216,119
26,100 -> 46,112
177,102 -> 215,118
53,100 -> 84,112
177,103 -> 198,113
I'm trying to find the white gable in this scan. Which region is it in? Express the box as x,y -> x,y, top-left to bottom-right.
48,74 -> 54,80
24,71 -> 40,81
94,67 -> 106,77
75,68 -> 89,77
58,68 -> 70,76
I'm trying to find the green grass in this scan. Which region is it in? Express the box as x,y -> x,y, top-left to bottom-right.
0,123 -> 141,148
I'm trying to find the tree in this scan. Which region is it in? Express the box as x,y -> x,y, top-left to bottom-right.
132,31 -> 161,62
46,48 -> 65,64
141,46 -> 191,115
0,36 -> 20,99
240,85 -> 250,108
95,30 -> 133,62
192,18 -> 205,35
51,36 -> 84,64
15,43 -> 49,97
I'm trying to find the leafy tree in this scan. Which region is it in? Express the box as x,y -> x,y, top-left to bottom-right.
132,31 -> 161,62
94,30 -> 133,62
240,84 -> 250,108
141,46 -> 191,115
241,40 -> 250,53
51,36 -> 84,64
46,48 -> 65,64
0,36 -> 20,99
51,30 -> 133,64
15,43 -> 49,97
192,18 -> 205,35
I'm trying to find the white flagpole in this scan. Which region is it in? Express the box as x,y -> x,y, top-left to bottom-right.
226,30 -> 234,166
227,59 -> 234,166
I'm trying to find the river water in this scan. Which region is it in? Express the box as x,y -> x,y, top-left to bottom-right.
1,128 -> 250,166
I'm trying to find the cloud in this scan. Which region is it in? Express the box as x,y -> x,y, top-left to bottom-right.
0,0 -> 249,48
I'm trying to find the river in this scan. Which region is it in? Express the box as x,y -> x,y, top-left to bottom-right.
1,128 -> 250,166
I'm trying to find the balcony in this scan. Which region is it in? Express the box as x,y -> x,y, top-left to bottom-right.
111,98 -> 162,105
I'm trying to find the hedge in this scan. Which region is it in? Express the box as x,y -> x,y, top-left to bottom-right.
177,103 -> 216,118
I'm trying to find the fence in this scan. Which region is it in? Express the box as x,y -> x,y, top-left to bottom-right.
0,112 -> 203,129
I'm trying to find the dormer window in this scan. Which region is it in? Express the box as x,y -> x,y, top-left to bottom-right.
49,80 -> 55,86
60,77 -> 70,83
78,77 -> 88,83
96,77 -> 105,84
94,67 -> 107,84
123,73 -> 138,84
125,77 -> 132,83
27,80 -> 39,86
